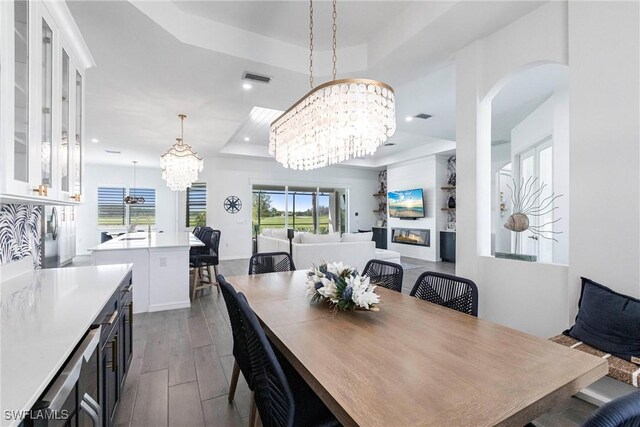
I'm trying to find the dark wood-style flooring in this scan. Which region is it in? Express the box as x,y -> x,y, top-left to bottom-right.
105,256 -> 595,427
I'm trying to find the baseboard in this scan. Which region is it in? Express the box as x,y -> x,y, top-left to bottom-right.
147,300 -> 191,312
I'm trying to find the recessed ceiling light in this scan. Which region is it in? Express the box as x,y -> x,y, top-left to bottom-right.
405,116 -> 413,122
244,137 -> 250,142
242,83 -> 253,90
91,138 -> 99,143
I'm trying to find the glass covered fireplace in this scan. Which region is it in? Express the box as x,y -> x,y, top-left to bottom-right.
391,228 -> 430,247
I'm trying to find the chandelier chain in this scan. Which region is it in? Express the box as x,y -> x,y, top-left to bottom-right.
178,114 -> 186,145
309,0 -> 314,89
332,0 -> 337,81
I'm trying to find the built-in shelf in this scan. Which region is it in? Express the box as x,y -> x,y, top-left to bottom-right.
441,208 -> 456,211
373,193 -> 387,197
440,186 -> 456,190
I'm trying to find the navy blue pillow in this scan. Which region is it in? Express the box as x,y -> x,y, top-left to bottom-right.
565,277 -> 640,363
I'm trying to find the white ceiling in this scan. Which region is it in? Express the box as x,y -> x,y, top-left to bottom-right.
173,1 -> 419,51
68,0 -> 550,169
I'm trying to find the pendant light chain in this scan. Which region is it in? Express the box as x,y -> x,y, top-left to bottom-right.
178,114 -> 186,145
309,0 -> 314,88
332,0 -> 337,81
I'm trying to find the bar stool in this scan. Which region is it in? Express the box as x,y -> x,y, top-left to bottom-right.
190,230 -> 221,300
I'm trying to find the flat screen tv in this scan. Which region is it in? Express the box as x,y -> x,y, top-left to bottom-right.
388,188 -> 425,219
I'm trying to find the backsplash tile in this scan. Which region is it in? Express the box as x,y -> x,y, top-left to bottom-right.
0,204 -> 42,268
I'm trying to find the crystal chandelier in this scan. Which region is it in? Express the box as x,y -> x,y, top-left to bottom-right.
269,0 -> 396,170
161,114 -> 203,191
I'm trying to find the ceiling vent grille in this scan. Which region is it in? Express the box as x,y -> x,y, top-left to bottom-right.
243,72 -> 271,84
105,149 -> 121,154
414,113 -> 432,120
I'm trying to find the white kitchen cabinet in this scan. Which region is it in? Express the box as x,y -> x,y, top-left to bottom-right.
0,0 -> 94,205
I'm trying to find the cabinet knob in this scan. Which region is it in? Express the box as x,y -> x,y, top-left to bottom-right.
32,185 -> 48,197
70,193 -> 81,202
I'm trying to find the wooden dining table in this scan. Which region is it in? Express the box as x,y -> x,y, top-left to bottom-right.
228,270 -> 607,427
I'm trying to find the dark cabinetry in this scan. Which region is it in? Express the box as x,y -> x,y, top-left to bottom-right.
372,227 -> 387,249
440,231 -> 456,263
98,272 -> 133,427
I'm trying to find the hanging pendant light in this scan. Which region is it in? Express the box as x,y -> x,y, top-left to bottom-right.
160,114 -> 204,191
269,0 -> 396,170
124,161 -> 145,205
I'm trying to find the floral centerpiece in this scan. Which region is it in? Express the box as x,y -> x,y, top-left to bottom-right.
306,262 -> 380,311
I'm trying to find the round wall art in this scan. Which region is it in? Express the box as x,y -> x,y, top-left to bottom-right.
224,196 -> 242,213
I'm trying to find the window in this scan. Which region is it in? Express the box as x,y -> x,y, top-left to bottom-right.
98,187 -> 126,226
186,183 -> 206,227
97,187 -> 156,226
252,186 -> 345,234
129,188 -> 156,225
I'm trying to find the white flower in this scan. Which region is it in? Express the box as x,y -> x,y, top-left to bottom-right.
327,261 -> 348,276
350,275 -> 380,310
317,277 -> 339,302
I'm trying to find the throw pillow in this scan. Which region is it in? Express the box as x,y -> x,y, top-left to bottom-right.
300,232 -> 341,244
292,232 -> 305,244
271,229 -> 288,240
261,228 -> 273,237
565,277 -> 640,363
341,232 -> 373,243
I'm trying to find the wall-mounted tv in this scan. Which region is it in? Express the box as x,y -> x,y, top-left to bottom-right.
388,188 -> 425,219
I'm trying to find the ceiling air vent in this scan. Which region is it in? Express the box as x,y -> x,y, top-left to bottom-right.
105,149 -> 121,154
243,72 -> 271,84
414,113 -> 432,120
383,142 -> 396,147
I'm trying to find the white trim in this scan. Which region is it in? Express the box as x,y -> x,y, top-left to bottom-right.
43,1 -> 95,70
570,341 -> 583,348
147,300 -> 191,313
633,368 -> 640,388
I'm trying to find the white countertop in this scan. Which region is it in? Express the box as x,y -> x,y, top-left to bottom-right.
89,232 -> 204,252
0,264 -> 133,425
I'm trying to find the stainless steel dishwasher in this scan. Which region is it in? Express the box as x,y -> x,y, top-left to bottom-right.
27,326 -> 102,427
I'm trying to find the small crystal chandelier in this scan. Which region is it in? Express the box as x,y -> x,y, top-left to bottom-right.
161,114 -> 203,191
269,0 -> 396,170
124,161 -> 145,205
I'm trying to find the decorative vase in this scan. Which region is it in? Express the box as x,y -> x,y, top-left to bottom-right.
448,196 -> 456,209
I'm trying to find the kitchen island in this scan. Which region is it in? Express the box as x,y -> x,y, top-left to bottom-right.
89,232 -> 203,313
0,262 -> 133,427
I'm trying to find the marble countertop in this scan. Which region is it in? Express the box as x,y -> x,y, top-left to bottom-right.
0,264 -> 133,425
89,232 -> 204,252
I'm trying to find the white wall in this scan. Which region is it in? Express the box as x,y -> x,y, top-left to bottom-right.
510,89 -> 570,264
386,155 -> 449,261
76,163 -> 179,254
455,1 -> 639,337
567,1 -> 640,315
188,156 -> 379,260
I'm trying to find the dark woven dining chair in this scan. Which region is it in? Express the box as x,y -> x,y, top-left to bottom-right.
190,229 -> 221,300
410,271 -> 479,316
362,259 -> 404,293
236,292 -> 340,427
217,275 -> 258,425
582,390 -> 640,427
248,252 -> 296,275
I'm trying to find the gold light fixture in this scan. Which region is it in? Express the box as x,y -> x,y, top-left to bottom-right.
160,114 -> 203,191
269,0 -> 396,170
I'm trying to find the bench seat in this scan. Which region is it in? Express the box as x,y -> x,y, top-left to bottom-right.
550,334 -> 640,388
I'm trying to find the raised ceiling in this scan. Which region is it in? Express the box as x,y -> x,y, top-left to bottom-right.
68,0 -> 549,169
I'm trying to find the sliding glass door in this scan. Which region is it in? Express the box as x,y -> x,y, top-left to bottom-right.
252,185 -> 346,234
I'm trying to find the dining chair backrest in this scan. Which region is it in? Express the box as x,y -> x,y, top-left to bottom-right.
248,252 -> 296,275
582,390 -> 640,427
236,291 -> 295,427
217,275 -> 253,389
197,226 -> 213,240
362,259 -> 404,293
208,230 -> 221,257
410,271 -> 479,316
192,228 -> 213,256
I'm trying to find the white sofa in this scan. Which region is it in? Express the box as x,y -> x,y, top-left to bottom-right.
257,233 -> 376,272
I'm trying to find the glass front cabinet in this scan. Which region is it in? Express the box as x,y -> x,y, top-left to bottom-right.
0,0 -> 94,204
